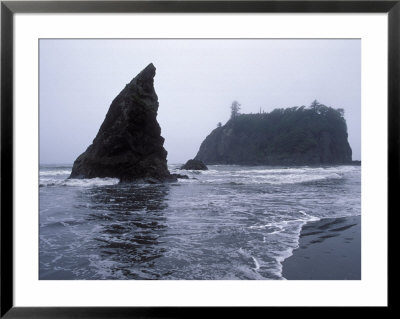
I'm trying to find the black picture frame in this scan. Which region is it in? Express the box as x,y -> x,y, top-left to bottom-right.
1,0 -> 396,317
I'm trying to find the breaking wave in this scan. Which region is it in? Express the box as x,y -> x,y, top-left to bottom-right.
40,177 -> 119,187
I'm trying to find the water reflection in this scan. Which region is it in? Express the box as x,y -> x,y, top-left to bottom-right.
81,184 -> 170,279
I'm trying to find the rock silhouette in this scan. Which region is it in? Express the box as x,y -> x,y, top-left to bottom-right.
69,63 -> 175,183
181,159 -> 208,170
195,104 -> 353,165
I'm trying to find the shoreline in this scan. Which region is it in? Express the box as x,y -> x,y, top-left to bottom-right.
282,215 -> 361,280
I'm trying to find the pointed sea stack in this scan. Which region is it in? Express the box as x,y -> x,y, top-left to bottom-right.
69,63 -> 175,183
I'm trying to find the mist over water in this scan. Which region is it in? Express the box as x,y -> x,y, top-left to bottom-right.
39,164 -> 360,280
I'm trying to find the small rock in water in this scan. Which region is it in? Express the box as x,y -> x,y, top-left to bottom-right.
181,159 -> 208,170
171,173 -> 189,179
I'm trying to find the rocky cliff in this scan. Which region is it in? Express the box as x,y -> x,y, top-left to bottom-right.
195,104 -> 352,165
69,63 -> 175,182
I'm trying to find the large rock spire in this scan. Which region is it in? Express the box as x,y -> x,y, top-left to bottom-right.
69,63 -> 174,182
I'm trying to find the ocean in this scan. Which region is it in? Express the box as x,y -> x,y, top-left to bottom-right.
39,164 -> 361,280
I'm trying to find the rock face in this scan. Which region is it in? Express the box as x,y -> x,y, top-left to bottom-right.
181,159 -> 208,170
195,105 -> 353,165
69,63 -> 175,182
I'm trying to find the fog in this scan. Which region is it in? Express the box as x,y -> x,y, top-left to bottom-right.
40,39 -> 361,164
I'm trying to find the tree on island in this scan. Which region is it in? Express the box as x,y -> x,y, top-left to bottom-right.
230,100 -> 241,119
309,100 -> 345,119
310,99 -> 320,109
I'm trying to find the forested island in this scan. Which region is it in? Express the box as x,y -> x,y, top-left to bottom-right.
195,101 -> 353,165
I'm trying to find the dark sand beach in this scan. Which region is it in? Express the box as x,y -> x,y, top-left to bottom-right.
282,215 -> 361,280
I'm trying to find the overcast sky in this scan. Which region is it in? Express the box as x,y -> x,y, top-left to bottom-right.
40,39 -> 361,164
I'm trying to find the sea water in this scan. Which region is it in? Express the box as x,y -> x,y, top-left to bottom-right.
39,164 -> 361,279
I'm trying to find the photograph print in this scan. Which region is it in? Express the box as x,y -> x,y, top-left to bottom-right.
39,39 -> 361,280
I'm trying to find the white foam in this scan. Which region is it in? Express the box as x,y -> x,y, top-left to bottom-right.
39,169 -> 71,176
183,171 -> 344,185
298,210 -> 320,221
252,256 -> 260,270
40,177 -> 119,187
249,211 -> 320,232
161,165 -> 356,186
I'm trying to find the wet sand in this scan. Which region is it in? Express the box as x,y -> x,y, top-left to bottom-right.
282,215 -> 361,280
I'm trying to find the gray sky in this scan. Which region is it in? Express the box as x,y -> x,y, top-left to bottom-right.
40,39 -> 361,164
